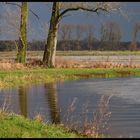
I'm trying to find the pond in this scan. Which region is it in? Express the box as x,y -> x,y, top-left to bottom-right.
0,77 -> 140,138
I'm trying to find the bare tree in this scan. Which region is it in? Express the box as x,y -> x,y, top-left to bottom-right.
59,24 -> 73,51
129,22 -> 140,51
75,24 -> 86,50
100,21 -> 122,50
67,24 -> 73,51
43,2 -> 60,68
86,24 -> 95,51
0,10 -> 1,28
17,2 -> 28,63
0,2 -> 28,63
59,24 -> 67,51
1,2 -> 42,63
67,23 -> 75,51
43,2 -> 123,68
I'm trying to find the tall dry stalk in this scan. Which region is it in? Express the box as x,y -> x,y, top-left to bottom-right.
63,97 -> 78,129
0,94 -> 11,115
85,95 -> 113,137
62,95 -> 113,138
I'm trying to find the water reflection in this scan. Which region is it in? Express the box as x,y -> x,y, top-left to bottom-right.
44,83 -> 60,124
1,77 -> 140,138
18,86 -> 28,117
16,83 -> 61,124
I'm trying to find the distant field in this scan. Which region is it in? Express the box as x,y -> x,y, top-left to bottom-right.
1,51 -> 140,60
56,51 -> 140,56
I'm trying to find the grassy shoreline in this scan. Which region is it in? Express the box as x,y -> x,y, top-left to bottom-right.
0,68 -> 140,88
1,67 -> 140,138
0,111 -> 84,138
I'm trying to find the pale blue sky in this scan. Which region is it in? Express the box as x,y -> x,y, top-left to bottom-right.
1,2 -> 140,41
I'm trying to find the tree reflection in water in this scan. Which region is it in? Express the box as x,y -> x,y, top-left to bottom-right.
44,83 -> 60,124
18,86 -> 28,117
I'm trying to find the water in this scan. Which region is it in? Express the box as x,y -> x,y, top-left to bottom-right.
0,77 -> 140,138
63,55 -> 140,64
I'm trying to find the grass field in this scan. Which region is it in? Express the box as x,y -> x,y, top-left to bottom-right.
56,50 -> 140,56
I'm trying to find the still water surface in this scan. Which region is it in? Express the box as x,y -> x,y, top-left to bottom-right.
0,77 -> 140,138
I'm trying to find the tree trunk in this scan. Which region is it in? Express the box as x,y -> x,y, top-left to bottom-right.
43,2 -> 60,68
17,2 -> 28,63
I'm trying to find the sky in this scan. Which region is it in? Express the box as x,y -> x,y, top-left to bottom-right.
0,2 -> 140,42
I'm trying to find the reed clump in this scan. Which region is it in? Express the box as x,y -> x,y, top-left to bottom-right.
56,57 -> 140,68
62,95 -> 112,138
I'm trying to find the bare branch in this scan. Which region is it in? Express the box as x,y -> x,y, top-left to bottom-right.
29,9 -> 40,20
59,7 -> 109,19
5,2 -> 21,8
60,13 -> 71,20
5,2 -> 40,21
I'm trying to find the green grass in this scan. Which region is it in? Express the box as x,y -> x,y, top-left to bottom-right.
1,67 -> 140,138
1,50 -> 140,138
0,68 -> 140,88
0,112 -> 83,138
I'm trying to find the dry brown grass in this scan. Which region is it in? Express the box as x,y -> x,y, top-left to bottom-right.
55,56 -> 140,69
55,56 -> 81,68
0,94 -> 11,118
0,56 -> 140,70
62,95 -> 112,138
0,59 -> 44,70
0,59 -> 26,70
25,59 -> 44,68
84,95 -> 112,138
33,113 -> 44,123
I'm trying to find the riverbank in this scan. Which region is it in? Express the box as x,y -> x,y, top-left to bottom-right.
1,68 -> 140,138
0,68 -> 140,88
0,110 -> 84,138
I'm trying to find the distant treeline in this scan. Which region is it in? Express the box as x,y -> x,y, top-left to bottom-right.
0,40 -> 140,51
